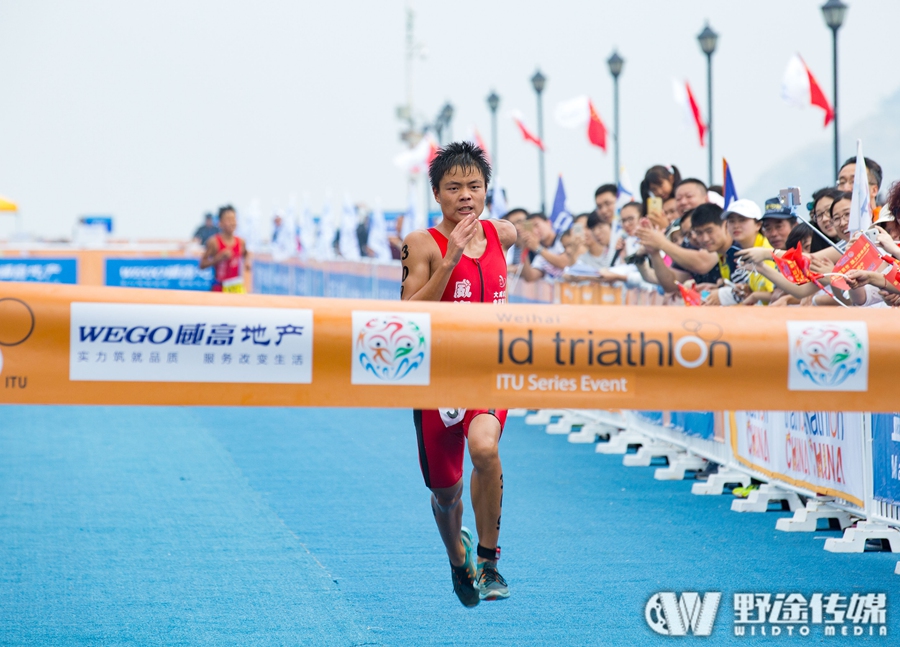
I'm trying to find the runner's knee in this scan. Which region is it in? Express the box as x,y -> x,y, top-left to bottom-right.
431,482 -> 463,512
469,437 -> 499,470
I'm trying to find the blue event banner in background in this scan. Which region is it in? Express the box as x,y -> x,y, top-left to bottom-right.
105,258 -> 212,291
871,413 -> 900,506
0,258 -> 78,284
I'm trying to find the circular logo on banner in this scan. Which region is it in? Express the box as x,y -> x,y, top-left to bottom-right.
0,298 -> 35,347
793,325 -> 865,388
355,315 -> 427,381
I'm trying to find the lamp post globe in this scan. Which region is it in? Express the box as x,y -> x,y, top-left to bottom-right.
530,69 -> 546,95
821,0 -> 848,30
697,23 -> 718,55
607,51 -> 623,79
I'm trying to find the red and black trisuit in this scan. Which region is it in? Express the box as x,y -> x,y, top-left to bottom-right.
413,220 -> 509,489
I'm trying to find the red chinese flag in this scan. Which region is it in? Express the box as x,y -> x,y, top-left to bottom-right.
587,100 -> 607,151
676,282 -> 703,306
773,243 -> 811,284
513,116 -> 545,151
831,236 -> 882,290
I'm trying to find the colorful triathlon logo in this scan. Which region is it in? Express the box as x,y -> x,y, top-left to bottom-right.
787,321 -> 868,392
351,311 -> 431,385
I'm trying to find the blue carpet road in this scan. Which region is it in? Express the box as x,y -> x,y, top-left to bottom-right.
0,406 -> 895,646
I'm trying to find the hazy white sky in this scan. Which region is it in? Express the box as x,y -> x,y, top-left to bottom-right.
1,0 -> 897,240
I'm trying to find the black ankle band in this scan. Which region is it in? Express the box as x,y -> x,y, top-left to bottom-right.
477,544 -> 500,561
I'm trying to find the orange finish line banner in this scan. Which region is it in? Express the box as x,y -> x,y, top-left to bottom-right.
1,283 -> 898,411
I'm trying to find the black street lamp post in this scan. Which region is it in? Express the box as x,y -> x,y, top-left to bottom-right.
439,102 -> 454,144
531,69 -> 547,213
822,0 -> 848,181
486,90 -> 500,175
697,23 -> 718,186
607,51 -> 624,187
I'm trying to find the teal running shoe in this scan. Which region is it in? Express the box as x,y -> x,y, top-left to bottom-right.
450,527 -> 479,608
476,561 -> 510,601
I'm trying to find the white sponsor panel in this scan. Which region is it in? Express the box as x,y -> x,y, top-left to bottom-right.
351,311 -> 431,386
787,321 -> 868,392
734,410 -> 865,503
70,303 -> 313,383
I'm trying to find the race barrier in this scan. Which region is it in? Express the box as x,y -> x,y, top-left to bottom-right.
251,255 -> 555,303
0,244 -> 207,288
515,407 -> 900,575
1,281 -> 900,412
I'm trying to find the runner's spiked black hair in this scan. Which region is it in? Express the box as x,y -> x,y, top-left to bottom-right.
428,141 -> 491,190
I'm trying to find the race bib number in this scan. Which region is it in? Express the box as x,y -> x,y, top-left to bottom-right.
438,408 -> 466,427
222,276 -> 245,293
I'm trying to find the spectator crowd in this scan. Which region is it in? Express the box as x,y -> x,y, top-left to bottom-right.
498,157 -> 900,309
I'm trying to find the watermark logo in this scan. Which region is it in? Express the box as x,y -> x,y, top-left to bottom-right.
646,592 -> 721,636
351,311 -> 430,385
788,321 -> 868,391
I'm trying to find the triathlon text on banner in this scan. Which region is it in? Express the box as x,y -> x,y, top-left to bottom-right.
0,283 -> 898,410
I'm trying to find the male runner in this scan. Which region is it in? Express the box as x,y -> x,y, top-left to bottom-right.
401,141 -> 516,607
200,205 -> 249,292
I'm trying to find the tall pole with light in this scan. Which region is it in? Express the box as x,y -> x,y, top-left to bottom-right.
531,69 -> 547,213
486,90 -> 500,175
607,51 -> 624,187
697,23 -> 718,187
821,0 -> 847,181
440,102 -> 455,144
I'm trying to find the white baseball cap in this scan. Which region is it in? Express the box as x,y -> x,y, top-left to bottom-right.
874,206 -> 894,225
722,198 -> 762,221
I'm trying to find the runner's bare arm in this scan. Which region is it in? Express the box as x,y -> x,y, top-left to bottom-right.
199,238 -> 222,269
492,219 -> 517,252
401,215 -> 478,301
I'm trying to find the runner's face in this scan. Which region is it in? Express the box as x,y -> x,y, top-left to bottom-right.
434,166 -> 486,222
219,211 -> 237,235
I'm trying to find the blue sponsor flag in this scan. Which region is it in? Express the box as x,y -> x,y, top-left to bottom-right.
549,175 -> 572,234
722,158 -> 738,210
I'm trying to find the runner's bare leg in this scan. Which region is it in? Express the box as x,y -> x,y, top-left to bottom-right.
467,414 -> 503,561
430,480 -> 466,566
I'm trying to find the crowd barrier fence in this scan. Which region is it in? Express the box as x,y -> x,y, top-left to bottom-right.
514,407 -> 900,574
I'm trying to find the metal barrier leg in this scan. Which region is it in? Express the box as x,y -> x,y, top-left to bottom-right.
546,411 -> 595,435
595,429 -> 649,455
622,441 -> 680,467
568,423 -> 618,444
654,452 -> 708,481
775,499 -> 856,532
691,470 -> 752,495
731,484 -> 803,513
823,521 -> 900,553
524,409 -> 568,425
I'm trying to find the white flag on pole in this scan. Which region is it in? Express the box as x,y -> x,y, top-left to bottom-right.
400,184 -> 418,240
314,197 -> 336,260
848,139 -> 872,233
367,199 -> 393,262
338,194 -> 362,260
